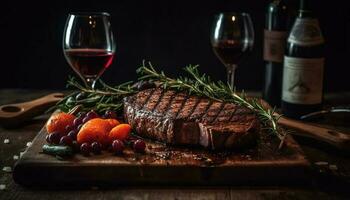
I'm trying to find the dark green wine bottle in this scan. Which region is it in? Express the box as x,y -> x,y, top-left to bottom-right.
281,0 -> 325,119
263,0 -> 289,107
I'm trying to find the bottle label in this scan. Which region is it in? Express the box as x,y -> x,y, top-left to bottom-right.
282,56 -> 324,104
264,30 -> 287,63
288,18 -> 324,46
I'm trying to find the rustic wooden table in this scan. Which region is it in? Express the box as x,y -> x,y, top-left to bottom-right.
1,89 -> 350,200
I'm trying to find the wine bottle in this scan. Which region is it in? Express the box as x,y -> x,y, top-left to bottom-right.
281,0 -> 325,119
263,0 -> 289,107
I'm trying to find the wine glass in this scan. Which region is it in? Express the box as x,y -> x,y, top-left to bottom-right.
211,12 -> 254,88
63,12 -> 115,89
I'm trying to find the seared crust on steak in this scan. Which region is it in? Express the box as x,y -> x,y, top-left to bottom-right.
124,88 -> 259,150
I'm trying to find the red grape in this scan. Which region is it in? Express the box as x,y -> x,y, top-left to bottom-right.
104,110 -> 117,119
76,124 -> 83,132
60,136 -> 73,146
111,140 -> 124,154
82,116 -> 91,124
65,125 -> 74,134
91,142 -> 102,154
49,132 -> 61,144
82,111 -> 99,123
133,139 -> 146,153
73,117 -> 83,127
80,143 -> 91,156
67,130 -> 77,140
86,110 -> 99,119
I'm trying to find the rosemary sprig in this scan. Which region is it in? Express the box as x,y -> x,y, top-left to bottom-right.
137,61 -> 286,147
53,76 -> 137,113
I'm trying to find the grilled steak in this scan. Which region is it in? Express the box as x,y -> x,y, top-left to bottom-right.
124,88 -> 259,150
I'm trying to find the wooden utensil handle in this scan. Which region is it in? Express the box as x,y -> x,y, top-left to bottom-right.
278,116 -> 350,150
15,93 -> 64,112
0,93 -> 64,126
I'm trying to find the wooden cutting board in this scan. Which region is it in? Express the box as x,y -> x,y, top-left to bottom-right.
13,125 -> 310,187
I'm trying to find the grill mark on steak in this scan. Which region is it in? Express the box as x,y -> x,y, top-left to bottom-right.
188,98 -> 211,120
165,92 -> 188,118
144,89 -> 164,111
140,89 -> 156,109
163,91 -> 179,115
215,103 -> 236,122
123,89 -> 155,127
186,97 -> 202,119
151,90 -> 179,143
153,90 -> 177,114
230,107 -> 254,122
132,89 -> 163,139
228,106 -> 241,122
174,93 -> 190,119
159,90 -> 178,118
177,96 -> 201,120
163,92 -> 188,143
209,102 -> 226,123
128,89 -> 153,110
189,98 -> 213,120
201,101 -> 223,123
197,100 -> 214,120
151,89 -> 166,112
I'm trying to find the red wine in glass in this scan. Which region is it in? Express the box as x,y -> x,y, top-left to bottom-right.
63,12 -> 115,89
211,13 -> 254,88
212,40 -> 251,65
64,49 -> 115,79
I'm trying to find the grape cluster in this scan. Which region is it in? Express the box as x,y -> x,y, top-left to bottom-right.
46,110 -> 146,156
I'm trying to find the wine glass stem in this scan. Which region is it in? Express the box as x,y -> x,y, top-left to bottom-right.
226,64 -> 237,88
86,78 -> 96,90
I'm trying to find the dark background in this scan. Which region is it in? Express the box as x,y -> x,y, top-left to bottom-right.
1,0 -> 349,92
